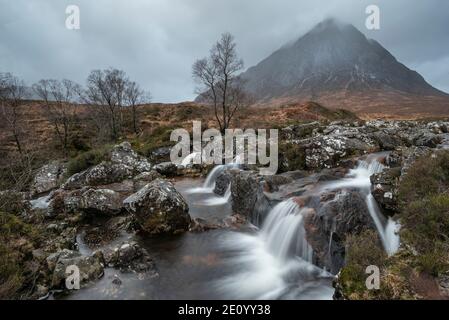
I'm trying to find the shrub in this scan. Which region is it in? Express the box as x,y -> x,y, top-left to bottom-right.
398,151 -> 449,275
278,142 -> 306,173
338,230 -> 387,297
0,212 -> 44,299
66,146 -> 111,177
0,243 -> 23,300
135,125 -> 175,157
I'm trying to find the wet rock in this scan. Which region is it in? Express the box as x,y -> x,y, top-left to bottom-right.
262,175 -> 293,192
229,170 -> 272,225
190,214 -> 248,232
370,167 -> 401,214
304,190 -> 375,273
123,179 -> 191,235
31,161 -> 67,195
230,170 -> 263,216
214,170 -> 232,196
385,150 -> 402,167
46,249 -> 104,289
153,162 -> 177,177
106,241 -> 156,273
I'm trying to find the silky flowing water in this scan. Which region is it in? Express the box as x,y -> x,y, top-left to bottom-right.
66,153 -> 398,300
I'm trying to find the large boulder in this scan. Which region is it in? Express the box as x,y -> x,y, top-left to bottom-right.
304,134 -> 373,169
77,188 -> 123,215
63,142 -> 151,190
110,141 -> 152,173
46,249 -> 104,289
49,187 -> 123,216
31,161 -> 67,195
304,190 -> 375,273
229,170 -> 272,225
105,241 -> 156,273
123,179 -> 191,235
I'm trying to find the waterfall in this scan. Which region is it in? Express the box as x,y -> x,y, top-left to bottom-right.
187,155 -> 241,194
323,158 -> 400,256
203,165 -> 226,190
215,198 -> 332,299
261,199 -> 313,262
201,185 -> 232,206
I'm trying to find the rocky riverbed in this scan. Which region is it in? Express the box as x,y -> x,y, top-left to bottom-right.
3,119 -> 449,299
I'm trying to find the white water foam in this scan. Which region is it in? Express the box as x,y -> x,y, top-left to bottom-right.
30,194 -> 52,210
323,158 -> 400,256
215,199 -> 333,299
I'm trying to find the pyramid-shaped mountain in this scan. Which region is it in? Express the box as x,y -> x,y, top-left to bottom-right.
241,18 -> 449,116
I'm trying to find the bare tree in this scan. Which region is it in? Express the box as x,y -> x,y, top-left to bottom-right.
82,68 -> 129,140
193,33 -> 247,133
32,79 -> 81,155
0,72 -> 26,155
124,81 -> 151,134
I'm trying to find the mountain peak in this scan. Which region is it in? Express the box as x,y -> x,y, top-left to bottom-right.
311,17 -> 350,31
240,19 -> 449,113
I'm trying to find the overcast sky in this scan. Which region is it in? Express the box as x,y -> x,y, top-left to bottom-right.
1,0 -> 448,102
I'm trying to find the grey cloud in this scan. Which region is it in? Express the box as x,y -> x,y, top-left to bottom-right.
1,0 -> 448,102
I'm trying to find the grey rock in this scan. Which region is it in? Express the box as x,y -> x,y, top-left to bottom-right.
153,162 -> 178,177
47,249 -> 104,289
31,161 -> 67,195
123,179 -> 191,234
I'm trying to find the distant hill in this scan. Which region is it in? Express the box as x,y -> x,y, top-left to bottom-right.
240,18 -> 449,117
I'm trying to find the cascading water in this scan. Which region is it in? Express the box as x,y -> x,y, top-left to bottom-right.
215,199 -> 333,299
201,185 -> 232,206
261,200 -> 313,262
323,157 -> 400,256
30,194 -> 52,210
187,155 -> 241,194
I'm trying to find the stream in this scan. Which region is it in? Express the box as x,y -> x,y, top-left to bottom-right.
63,154 -> 399,300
